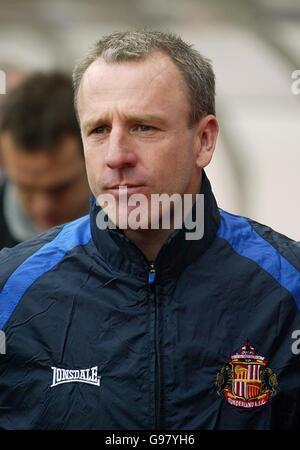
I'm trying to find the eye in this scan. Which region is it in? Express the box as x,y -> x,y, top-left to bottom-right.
92,125 -> 107,134
134,124 -> 155,132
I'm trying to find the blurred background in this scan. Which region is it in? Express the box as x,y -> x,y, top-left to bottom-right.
0,0 -> 299,240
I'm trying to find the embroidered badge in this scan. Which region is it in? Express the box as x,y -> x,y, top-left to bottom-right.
216,340 -> 278,408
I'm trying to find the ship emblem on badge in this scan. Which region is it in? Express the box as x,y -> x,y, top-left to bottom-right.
216,340 -> 278,408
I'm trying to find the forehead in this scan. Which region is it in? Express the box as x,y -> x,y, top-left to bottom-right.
77,51 -> 189,122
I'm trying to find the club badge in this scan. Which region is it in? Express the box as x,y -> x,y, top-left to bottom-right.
216,340 -> 278,408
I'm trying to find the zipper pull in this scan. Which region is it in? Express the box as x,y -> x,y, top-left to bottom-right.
148,262 -> 156,285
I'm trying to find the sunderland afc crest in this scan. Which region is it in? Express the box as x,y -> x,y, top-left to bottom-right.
216,340 -> 278,408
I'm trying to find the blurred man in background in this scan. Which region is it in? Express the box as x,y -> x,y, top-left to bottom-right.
0,63 -> 27,182
0,72 -> 90,248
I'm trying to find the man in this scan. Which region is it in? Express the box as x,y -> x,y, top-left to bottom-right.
0,31 -> 299,430
0,64 -> 27,184
0,72 -> 90,248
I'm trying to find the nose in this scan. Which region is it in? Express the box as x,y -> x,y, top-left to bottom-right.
104,127 -> 137,170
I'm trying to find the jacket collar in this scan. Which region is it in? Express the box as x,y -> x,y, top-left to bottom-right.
90,170 -> 220,281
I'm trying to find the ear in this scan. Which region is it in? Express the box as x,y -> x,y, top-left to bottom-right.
194,115 -> 219,169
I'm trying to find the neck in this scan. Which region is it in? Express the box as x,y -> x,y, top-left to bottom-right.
124,227 -> 174,262
124,176 -> 204,262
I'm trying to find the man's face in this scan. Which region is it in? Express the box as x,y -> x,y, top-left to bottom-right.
0,133 -> 90,230
78,52 -> 207,227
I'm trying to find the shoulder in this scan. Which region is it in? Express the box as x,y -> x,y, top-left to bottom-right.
247,216 -> 300,270
0,215 -> 91,288
217,208 -> 300,267
217,209 -> 300,309
0,215 -> 91,328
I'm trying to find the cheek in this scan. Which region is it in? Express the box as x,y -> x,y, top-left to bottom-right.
85,170 -> 97,197
158,139 -> 193,172
161,142 -> 196,189
83,149 -> 100,188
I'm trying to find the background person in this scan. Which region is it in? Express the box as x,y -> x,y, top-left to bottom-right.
0,72 -> 90,248
0,63 -> 27,183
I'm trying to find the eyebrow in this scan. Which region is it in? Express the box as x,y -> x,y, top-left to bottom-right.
82,114 -> 167,133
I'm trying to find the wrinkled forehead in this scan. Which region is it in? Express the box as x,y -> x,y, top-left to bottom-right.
76,51 -> 190,120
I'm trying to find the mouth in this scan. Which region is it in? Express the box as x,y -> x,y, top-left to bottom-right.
107,184 -> 146,194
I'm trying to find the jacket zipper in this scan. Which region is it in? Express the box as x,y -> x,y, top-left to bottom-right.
148,261 -> 161,429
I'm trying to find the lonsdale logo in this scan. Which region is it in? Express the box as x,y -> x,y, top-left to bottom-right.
51,366 -> 101,387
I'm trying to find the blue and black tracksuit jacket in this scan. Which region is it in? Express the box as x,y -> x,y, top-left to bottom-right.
0,172 -> 299,429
